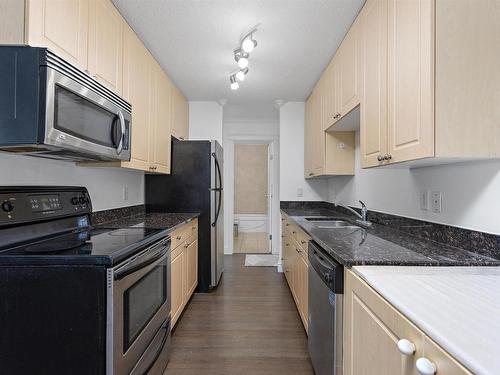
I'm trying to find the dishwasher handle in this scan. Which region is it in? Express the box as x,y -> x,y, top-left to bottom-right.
308,241 -> 344,294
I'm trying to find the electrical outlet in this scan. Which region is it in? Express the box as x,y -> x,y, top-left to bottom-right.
123,186 -> 129,201
431,191 -> 442,213
420,191 -> 429,211
297,188 -> 303,198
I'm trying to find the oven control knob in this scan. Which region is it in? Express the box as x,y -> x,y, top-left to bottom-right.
1,200 -> 14,213
71,197 -> 79,205
79,196 -> 86,204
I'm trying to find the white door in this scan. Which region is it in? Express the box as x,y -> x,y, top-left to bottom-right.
267,143 -> 273,253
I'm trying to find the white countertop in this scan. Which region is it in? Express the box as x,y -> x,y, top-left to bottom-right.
353,266 -> 500,375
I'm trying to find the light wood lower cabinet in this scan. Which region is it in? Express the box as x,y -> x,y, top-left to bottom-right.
170,219 -> 198,328
344,269 -> 472,375
281,215 -> 310,333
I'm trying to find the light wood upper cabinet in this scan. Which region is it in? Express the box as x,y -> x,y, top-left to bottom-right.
359,0 -> 388,168
171,86 -> 189,141
0,0 -> 89,70
121,23 -> 152,172
88,0 -> 123,94
344,269 -> 472,375
152,65 -> 172,174
311,86 -> 324,176
322,58 -> 339,130
304,98 -> 313,178
339,21 -> 360,118
1,0 -> 189,175
309,0 -> 500,169
386,0 -> 434,164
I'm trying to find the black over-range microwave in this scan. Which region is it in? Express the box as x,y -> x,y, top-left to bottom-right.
0,46 -> 131,161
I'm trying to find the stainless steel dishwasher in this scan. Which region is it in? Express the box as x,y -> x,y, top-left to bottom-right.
308,241 -> 344,375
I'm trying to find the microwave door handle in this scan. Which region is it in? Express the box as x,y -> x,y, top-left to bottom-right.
116,110 -> 125,155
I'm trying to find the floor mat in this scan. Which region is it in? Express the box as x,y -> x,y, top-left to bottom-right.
244,254 -> 279,267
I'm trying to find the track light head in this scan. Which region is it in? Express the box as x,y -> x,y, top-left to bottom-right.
230,75 -> 239,90
234,49 -> 249,69
235,68 -> 249,82
241,36 -> 257,53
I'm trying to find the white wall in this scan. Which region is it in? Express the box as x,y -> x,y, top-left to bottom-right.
327,132 -> 500,235
279,102 -> 327,201
188,101 -> 223,144
0,153 -> 144,211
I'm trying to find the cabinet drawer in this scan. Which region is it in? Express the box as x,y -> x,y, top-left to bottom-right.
295,230 -> 311,251
171,222 -> 192,249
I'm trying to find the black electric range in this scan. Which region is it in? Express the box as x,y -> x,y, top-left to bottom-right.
0,186 -> 172,375
0,186 -> 168,266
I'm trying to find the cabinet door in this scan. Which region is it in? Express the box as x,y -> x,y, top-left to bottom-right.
26,0 -> 89,70
186,240 -> 198,297
171,249 -> 185,327
322,59 -> 339,129
339,22 -> 360,117
122,24 -> 152,172
360,0 -> 388,168
311,88 -> 324,176
298,255 -> 308,332
386,0 -> 434,163
171,87 -> 189,140
152,64 -> 172,174
344,269 -> 423,375
304,97 -> 313,178
422,336 -> 472,375
88,0 -> 123,94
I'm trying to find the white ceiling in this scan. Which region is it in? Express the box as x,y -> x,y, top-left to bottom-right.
113,0 -> 365,105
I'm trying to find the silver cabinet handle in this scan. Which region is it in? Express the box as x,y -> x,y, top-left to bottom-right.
309,172 -> 314,176
384,154 -> 392,161
377,155 -> 384,161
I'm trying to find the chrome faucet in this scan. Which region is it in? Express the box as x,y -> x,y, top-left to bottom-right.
336,200 -> 372,227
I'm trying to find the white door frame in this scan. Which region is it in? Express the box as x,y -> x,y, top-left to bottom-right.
223,134 -> 280,257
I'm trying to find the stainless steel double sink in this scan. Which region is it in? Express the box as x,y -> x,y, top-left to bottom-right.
305,217 -> 361,230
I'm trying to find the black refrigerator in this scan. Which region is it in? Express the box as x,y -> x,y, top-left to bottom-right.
146,139 -> 224,293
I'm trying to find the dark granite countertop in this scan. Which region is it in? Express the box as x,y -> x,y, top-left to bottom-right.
281,207 -> 500,267
94,212 -> 200,233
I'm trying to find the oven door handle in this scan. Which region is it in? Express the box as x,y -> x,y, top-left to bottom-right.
141,319 -> 170,375
114,244 -> 169,280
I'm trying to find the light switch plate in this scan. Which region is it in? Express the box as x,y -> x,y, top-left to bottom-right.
431,191 -> 442,213
420,191 -> 429,211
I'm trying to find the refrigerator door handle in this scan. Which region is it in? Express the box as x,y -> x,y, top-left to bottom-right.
211,152 -> 223,227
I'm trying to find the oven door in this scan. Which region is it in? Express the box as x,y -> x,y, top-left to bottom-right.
108,237 -> 171,375
44,67 -> 131,161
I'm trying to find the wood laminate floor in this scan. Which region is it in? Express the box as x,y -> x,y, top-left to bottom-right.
164,254 -> 314,375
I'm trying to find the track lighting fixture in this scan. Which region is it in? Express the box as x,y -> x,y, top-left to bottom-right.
235,68 -> 249,82
230,75 -> 239,90
228,28 -> 258,90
